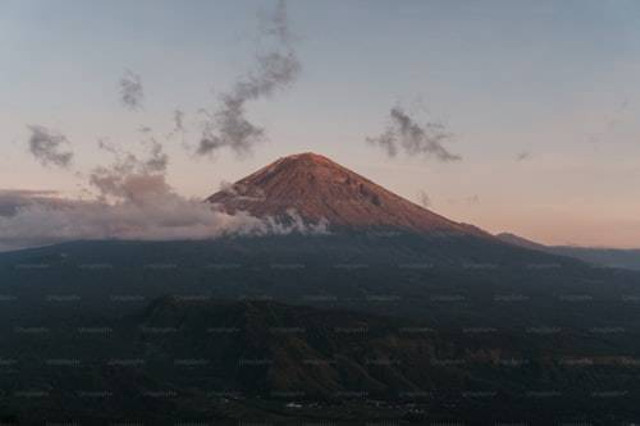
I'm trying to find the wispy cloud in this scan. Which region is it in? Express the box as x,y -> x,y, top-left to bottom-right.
367,107 -> 460,162
0,189 -> 64,217
27,125 -> 74,169
417,190 -> 431,208
1,0 -> 325,253
119,69 -> 144,111
197,0 -> 300,158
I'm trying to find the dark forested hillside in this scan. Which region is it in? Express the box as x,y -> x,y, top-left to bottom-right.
1,234 -> 640,423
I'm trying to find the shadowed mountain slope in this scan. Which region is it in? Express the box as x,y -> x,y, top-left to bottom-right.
497,232 -> 640,270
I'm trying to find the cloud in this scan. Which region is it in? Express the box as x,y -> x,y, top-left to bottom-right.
88,136 -> 170,203
144,137 -> 169,173
119,69 -> 144,110
7,122 -> 327,252
0,195 -> 258,251
217,181 -> 267,203
6,125 -> 328,251
516,151 -> 531,161
466,195 -> 480,205
27,125 -> 74,168
1,0 -> 325,252
417,190 -> 431,208
0,188 -> 327,252
196,0 -> 301,158
446,195 -> 480,206
0,126 -> 328,252
0,189 -> 66,217
367,107 -> 461,162
589,98 -> 630,145
173,109 -> 185,134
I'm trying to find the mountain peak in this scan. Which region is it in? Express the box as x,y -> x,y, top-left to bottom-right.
280,152 -> 330,162
207,153 -> 488,236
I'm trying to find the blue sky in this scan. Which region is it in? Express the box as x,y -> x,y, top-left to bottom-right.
2,0 -> 640,247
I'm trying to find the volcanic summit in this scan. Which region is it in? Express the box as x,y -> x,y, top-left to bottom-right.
207,152 -> 487,236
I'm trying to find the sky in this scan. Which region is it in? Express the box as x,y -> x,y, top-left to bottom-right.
1,0 -> 640,248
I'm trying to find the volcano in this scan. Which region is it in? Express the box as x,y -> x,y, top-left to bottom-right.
207,152 -> 487,236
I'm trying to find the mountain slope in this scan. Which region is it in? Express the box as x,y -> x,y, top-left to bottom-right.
497,232 -> 640,270
207,153 -> 487,236
3,296 -> 640,424
495,232 -> 547,251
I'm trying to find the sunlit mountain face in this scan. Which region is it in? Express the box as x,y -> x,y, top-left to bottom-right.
206,152 -> 488,236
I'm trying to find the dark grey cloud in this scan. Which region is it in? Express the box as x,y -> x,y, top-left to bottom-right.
197,0 -> 300,158
119,69 -> 144,110
144,137 -> 169,173
168,109 -> 190,150
27,125 -> 74,168
173,109 -> 185,134
516,151 -> 531,161
367,107 -> 461,162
